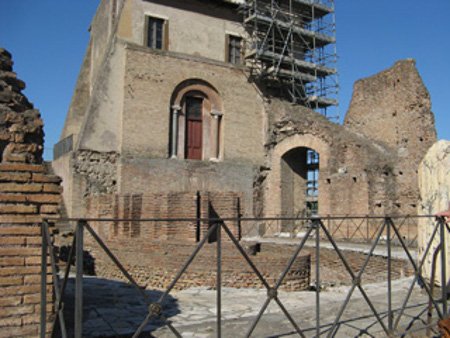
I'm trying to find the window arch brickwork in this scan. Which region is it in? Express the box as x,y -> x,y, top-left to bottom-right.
170,79 -> 223,161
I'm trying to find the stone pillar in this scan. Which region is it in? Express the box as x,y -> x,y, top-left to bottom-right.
418,140 -> 450,286
170,105 -> 181,159
210,110 -> 222,161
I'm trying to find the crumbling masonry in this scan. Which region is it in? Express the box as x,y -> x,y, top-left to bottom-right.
0,48 -> 63,337
53,0 -> 436,240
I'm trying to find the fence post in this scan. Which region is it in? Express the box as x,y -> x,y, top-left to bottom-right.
196,191 -> 201,242
40,222 -> 48,338
440,217 -> 448,316
386,217 -> 393,333
314,217 -> 321,338
216,222 -> 222,338
75,220 -> 85,338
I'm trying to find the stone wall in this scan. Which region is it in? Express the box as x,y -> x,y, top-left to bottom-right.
73,150 -> 119,195
418,140 -> 450,285
0,48 -> 63,337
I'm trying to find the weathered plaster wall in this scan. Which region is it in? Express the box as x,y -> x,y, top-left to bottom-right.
90,0 -> 116,83
59,43 -> 92,142
418,140 -> 450,285
77,41 -> 125,152
118,0 -> 244,63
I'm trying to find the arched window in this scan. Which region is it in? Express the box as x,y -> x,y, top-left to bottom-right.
170,80 -> 223,161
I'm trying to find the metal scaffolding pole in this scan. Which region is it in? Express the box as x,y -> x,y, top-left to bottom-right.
242,0 -> 339,120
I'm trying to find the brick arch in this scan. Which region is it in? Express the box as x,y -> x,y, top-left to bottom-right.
171,78 -> 222,111
264,134 -> 331,220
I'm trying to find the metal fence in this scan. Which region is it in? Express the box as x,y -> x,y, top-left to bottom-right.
251,215 -> 418,247
40,215 -> 448,337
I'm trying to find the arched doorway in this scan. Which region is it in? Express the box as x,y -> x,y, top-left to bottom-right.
169,79 -> 223,161
263,134 -> 330,234
280,147 -> 319,230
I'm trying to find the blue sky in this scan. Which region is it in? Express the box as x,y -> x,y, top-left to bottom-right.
1,1 -> 449,160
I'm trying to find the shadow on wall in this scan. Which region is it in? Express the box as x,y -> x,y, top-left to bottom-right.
58,277 -> 180,337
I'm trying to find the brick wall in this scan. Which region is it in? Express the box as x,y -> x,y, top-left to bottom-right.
85,191 -> 242,242
0,163 -> 62,337
91,239 -> 311,292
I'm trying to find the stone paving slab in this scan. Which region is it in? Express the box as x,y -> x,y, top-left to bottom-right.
62,276 -> 441,337
153,278 -> 438,337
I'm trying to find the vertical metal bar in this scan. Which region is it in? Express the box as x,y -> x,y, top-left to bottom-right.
216,223 -> 222,338
196,191 -> 201,242
315,219 -> 320,337
40,222 -> 48,338
237,197 -> 242,241
366,217 -> 369,243
75,220 -> 85,338
386,218 -> 393,332
440,217 -> 448,316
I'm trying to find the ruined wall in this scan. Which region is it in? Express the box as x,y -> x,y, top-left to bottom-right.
73,150 -> 119,195
260,60 -> 436,227
418,140 -> 450,285
345,59 -> 437,216
262,100 -> 396,221
84,191 -> 242,242
91,239 -> 311,292
0,48 -> 63,337
0,50 -> 43,164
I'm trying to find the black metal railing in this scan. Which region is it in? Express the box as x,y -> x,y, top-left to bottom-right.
40,215 -> 448,337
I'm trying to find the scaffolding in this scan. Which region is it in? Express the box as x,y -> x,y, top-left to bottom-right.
242,0 -> 339,120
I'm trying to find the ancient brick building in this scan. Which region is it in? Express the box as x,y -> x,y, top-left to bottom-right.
52,0 -> 436,239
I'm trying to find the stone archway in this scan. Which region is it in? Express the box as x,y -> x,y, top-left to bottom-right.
264,134 -> 331,224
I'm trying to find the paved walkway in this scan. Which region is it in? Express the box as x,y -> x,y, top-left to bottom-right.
243,237 -> 417,261
62,276 -> 440,337
58,239 -> 433,338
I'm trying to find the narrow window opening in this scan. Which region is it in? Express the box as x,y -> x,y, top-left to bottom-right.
147,17 -> 165,50
227,35 -> 242,65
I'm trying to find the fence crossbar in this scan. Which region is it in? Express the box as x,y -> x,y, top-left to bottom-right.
133,223 -> 219,338
348,218 -> 366,241
83,222 -> 148,302
329,217 -> 346,239
245,224 -> 314,337
327,220 -> 387,337
389,218 -> 444,319
223,222 -> 307,337
222,223 -> 270,290
319,219 -> 391,336
50,232 -> 76,338
393,218 -> 441,330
